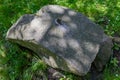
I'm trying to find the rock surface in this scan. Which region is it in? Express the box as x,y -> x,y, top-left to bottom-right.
6,5 -> 113,76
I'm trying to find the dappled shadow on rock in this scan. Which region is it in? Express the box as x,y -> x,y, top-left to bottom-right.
6,5 -> 113,76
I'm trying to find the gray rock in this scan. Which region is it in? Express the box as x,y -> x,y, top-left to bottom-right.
6,5 -> 113,76
94,37 -> 113,71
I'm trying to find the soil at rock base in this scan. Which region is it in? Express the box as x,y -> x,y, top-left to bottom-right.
113,48 -> 120,66
113,34 -> 120,66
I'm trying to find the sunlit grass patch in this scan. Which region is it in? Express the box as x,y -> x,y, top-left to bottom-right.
117,2 -> 120,8
23,57 -> 47,80
0,43 -> 9,80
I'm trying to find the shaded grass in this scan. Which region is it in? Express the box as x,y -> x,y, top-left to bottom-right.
0,0 -> 120,80
103,62 -> 120,80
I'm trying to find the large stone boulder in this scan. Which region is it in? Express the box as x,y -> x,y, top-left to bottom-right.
6,5 -> 113,76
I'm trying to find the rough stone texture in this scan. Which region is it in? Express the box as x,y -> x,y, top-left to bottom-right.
93,38 -> 113,71
6,5 -> 113,76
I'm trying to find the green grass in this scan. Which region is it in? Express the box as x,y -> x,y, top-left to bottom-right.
0,0 -> 120,80
103,58 -> 120,80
